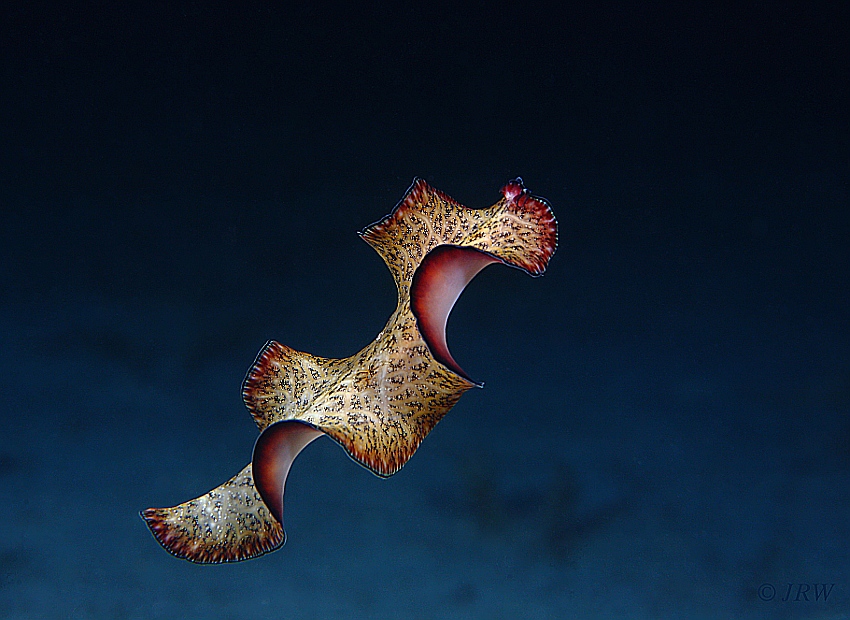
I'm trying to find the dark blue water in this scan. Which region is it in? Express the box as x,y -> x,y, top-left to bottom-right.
1,3 -> 848,618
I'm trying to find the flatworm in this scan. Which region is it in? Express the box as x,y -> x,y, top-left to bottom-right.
141,178 -> 557,562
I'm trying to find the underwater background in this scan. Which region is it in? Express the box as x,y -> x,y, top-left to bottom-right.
1,2 -> 847,618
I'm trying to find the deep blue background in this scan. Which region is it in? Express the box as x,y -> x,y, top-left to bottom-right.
1,2 -> 848,618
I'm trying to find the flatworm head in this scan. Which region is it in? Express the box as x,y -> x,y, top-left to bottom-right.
359,177 -> 557,294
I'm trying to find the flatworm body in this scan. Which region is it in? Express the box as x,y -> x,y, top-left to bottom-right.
141,178 -> 557,563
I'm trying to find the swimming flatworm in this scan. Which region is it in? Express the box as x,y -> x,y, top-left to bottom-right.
141,178 -> 557,562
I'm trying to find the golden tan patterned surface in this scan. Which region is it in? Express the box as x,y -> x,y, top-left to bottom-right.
140,464 -> 283,563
